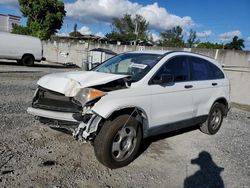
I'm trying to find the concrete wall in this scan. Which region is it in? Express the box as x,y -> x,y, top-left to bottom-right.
42,41 -> 250,106
43,41 -> 89,65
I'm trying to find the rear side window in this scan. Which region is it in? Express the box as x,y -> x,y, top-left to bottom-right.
189,57 -> 213,81
152,56 -> 190,83
208,63 -> 225,79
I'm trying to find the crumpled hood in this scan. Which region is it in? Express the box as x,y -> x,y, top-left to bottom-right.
37,71 -> 129,96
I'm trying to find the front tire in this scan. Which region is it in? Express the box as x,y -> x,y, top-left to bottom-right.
94,114 -> 142,169
200,102 -> 225,135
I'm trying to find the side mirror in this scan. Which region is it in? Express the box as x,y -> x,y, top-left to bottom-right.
160,74 -> 174,84
152,74 -> 174,85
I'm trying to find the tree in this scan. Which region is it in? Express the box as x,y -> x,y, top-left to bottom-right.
12,0 -> 66,39
12,24 -> 30,35
224,36 -> 245,50
187,29 -> 199,48
159,26 -> 184,47
196,42 -> 223,49
106,14 -> 149,43
69,23 -> 83,37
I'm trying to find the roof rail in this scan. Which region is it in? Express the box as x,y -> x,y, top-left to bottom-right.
164,50 -> 215,59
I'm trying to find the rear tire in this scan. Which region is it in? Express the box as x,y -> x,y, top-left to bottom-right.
200,102 -> 225,135
94,114 -> 142,169
22,55 -> 34,66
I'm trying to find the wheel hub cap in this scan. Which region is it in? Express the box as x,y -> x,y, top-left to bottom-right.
211,109 -> 222,130
112,126 -> 137,161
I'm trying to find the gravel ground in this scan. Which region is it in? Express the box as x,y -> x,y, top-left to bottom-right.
0,61 -> 250,188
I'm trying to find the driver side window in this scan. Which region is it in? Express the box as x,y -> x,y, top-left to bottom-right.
151,56 -> 190,83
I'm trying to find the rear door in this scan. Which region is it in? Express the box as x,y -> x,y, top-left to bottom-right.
188,56 -> 221,116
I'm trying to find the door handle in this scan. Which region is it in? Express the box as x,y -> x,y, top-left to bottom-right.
212,83 -> 218,86
184,85 -> 193,89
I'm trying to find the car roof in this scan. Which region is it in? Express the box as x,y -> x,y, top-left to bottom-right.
127,50 -> 170,55
127,50 -> 215,61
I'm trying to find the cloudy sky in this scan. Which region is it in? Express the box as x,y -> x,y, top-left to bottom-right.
0,0 -> 249,49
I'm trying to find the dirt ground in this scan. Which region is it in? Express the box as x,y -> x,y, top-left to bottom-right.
0,61 -> 250,188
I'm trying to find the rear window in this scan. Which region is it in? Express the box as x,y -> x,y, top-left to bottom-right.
189,56 -> 224,81
189,57 -> 213,81
208,63 -> 225,79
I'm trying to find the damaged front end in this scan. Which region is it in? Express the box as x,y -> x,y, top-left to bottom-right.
28,77 -> 129,143
72,114 -> 103,142
71,87 -> 107,141
28,86 -> 106,142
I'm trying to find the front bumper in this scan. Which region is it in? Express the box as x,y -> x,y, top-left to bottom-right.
27,107 -> 78,122
27,107 -> 103,141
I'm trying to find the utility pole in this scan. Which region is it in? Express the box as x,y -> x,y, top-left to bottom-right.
134,21 -> 140,50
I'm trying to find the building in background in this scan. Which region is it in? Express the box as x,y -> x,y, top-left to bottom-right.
0,14 -> 21,32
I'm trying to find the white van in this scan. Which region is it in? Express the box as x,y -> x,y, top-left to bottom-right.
0,32 -> 45,66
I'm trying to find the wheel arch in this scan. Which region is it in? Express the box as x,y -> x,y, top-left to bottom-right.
94,106 -> 150,138
212,97 -> 229,116
22,53 -> 35,60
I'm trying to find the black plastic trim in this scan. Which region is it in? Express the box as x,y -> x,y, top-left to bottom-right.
32,87 -> 82,113
147,115 -> 208,137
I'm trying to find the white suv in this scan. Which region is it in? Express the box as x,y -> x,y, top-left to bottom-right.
27,51 -> 230,168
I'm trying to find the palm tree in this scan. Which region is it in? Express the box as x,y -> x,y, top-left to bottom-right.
225,36 -> 245,50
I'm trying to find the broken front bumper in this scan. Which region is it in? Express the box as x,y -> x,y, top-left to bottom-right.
27,107 -> 103,141
27,107 -> 78,122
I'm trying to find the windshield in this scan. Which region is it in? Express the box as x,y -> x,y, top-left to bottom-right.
94,53 -> 163,82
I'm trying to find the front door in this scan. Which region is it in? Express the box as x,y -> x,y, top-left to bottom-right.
150,56 -> 194,128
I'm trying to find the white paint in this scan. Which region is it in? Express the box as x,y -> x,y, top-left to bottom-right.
0,32 -> 43,61
37,71 -> 129,96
